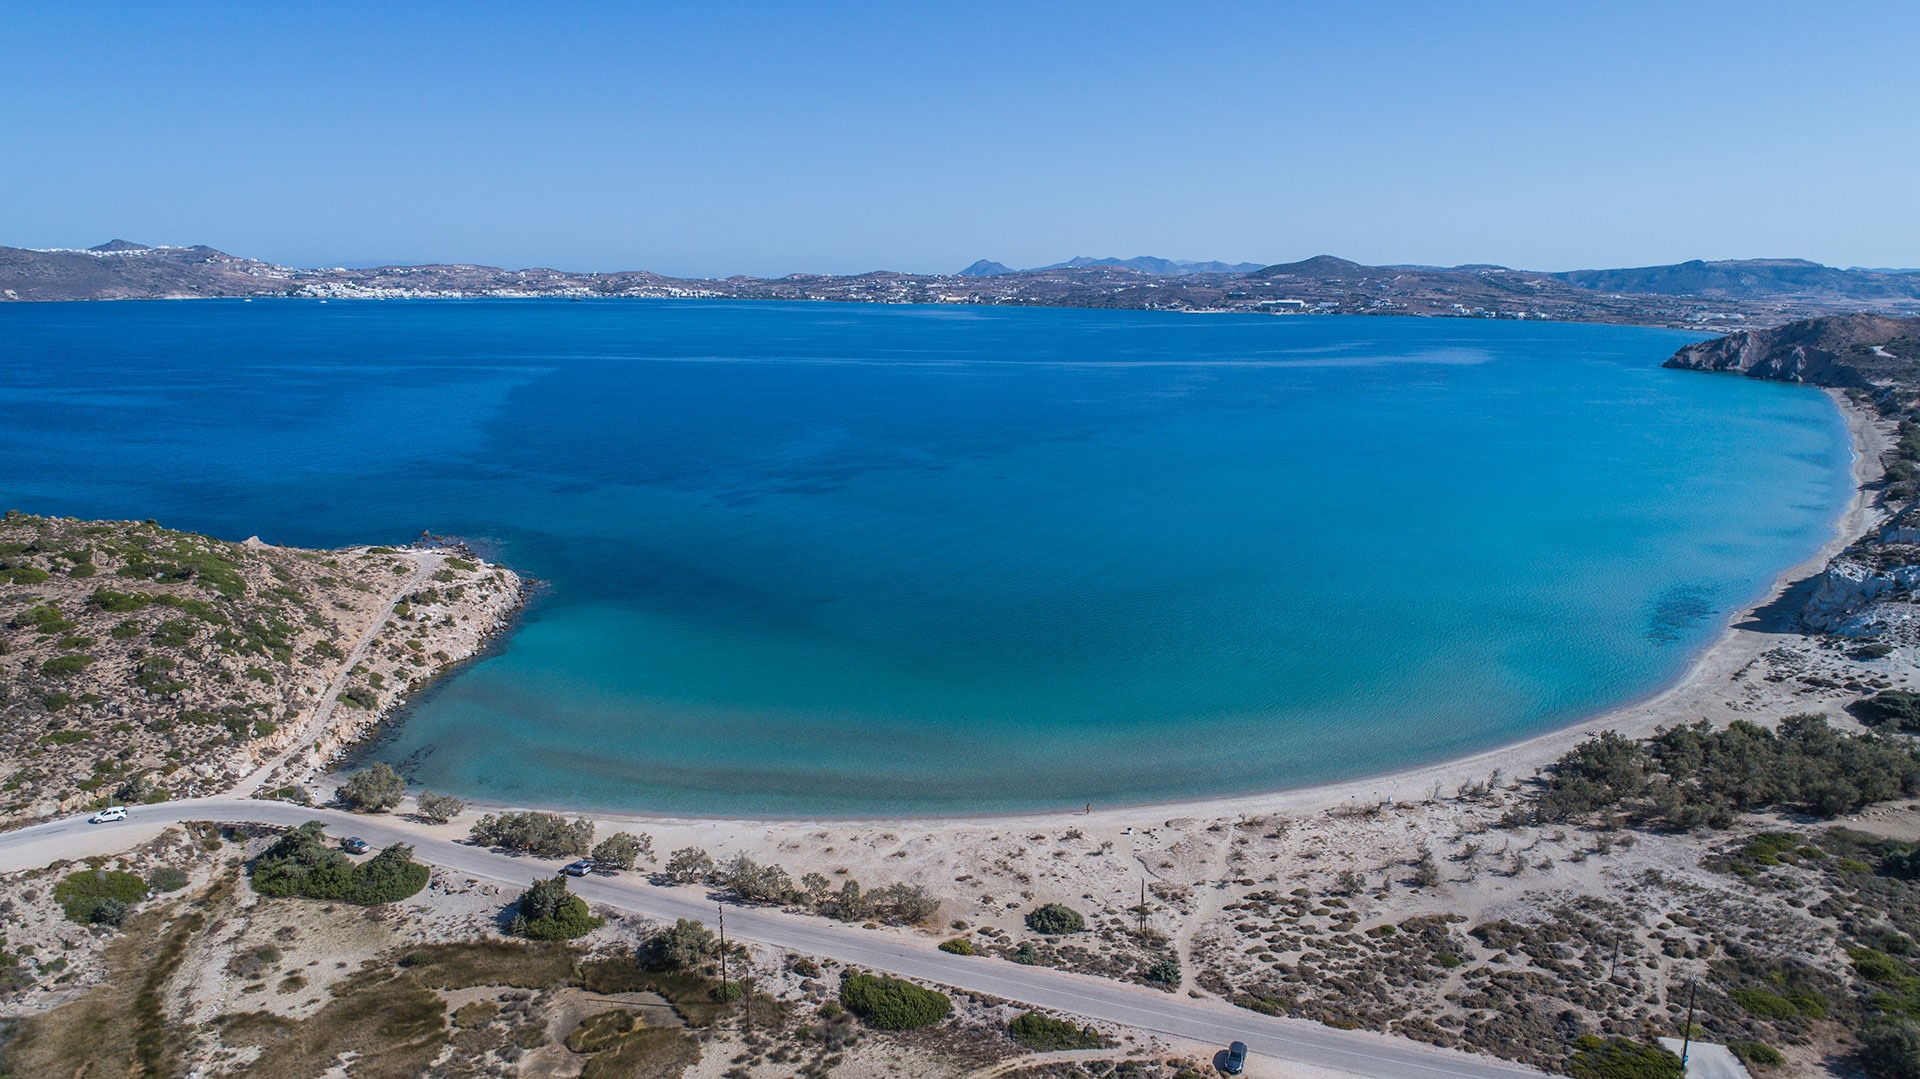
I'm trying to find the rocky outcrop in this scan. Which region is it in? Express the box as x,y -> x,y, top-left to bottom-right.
1663,313 -> 1920,387
1802,555 -> 1920,637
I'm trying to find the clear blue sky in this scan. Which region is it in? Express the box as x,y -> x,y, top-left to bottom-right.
4,2 -> 1916,276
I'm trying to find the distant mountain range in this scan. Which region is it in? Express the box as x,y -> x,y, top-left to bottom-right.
960,255 -> 1265,276
5,240 -> 1920,329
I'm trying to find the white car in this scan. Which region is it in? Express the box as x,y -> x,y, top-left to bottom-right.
88,806 -> 128,824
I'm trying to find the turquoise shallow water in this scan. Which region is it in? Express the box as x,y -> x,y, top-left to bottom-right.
0,301 -> 1854,815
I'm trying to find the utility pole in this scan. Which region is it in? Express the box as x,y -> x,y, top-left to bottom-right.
743,959 -> 754,1035
1138,879 -> 1147,936
717,904 -> 728,988
1680,976 -> 1698,1066
1609,935 -> 1621,979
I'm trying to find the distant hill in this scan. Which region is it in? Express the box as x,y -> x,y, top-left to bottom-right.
1551,259 -> 1920,303
957,259 -> 1013,277
1246,255 -> 1370,280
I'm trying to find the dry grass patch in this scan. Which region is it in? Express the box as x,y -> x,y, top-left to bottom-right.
401,938 -> 577,990
219,966 -> 447,1079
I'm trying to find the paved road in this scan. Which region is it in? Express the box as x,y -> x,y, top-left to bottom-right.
1,800 -> 1553,1078
1657,1038 -> 1752,1079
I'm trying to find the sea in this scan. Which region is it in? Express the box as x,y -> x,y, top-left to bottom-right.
0,300 -> 1855,815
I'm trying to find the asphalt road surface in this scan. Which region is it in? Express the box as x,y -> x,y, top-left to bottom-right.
0,799 -> 1554,1078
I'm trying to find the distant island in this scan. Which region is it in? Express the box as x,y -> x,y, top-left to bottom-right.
6,240 -> 1920,328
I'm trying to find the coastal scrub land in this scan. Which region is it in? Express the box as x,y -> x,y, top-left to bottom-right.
0,513 -> 522,826
9,317 -> 1920,1077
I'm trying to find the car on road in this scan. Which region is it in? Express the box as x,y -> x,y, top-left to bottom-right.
563,859 -> 595,877
88,806 -> 128,824
1222,1040 -> 1248,1075
341,837 -> 371,854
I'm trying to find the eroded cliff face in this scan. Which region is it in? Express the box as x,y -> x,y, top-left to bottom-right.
1803,554 -> 1920,638
1663,312 -> 1920,387
1667,315 -> 1920,642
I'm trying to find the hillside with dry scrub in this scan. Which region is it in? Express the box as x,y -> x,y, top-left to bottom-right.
0,512 -> 520,826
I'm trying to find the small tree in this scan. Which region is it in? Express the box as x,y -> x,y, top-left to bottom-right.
665,847 -> 715,883
591,832 -> 651,871
1025,903 -> 1086,935
514,876 -> 603,941
338,762 -> 406,813
799,871 -> 832,904
415,790 -> 465,824
1411,848 -> 1441,888
642,918 -> 718,971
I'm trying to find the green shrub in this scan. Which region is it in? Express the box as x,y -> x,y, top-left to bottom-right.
514,876 -> 604,941
1728,1040 -> 1785,1067
53,868 -> 147,925
40,654 -> 95,677
1862,1018 -> 1920,1079
337,684 -> 378,710
1025,903 -> 1086,935
150,619 -> 197,647
88,589 -> 154,613
249,821 -> 429,903
838,972 -> 950,1030
1855,691 -> 1920,731
1853,947 -> 1906,984
39,729 -> 92,746
1568,1035 -> 1683,1079
1143,957 -> 1181,986
147,866 -> 191,893
938,938 -> 975,955
1008,1011 -> 1104,1050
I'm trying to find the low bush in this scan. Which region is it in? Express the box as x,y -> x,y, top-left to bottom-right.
640,918 -> 718,971
1026,903 -> 1086,935
1728,1040 -> 1785,1067
513,876 -> 604,941
53,868 -> 146,925
1855,691 -> 1920,731
1008,1010 -> 1104,1050
1863,1018 -> 1920,1079
1568,1035 -> 1683,1079
838,972 -> 950,1030
147,866 -> 190,893
938,938 -> 975,955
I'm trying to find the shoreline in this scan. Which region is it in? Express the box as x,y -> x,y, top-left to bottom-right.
328,388 -> 1890,833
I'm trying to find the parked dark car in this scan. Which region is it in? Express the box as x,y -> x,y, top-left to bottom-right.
341,837 -> 370,854
1222,1040 -> 1248,1075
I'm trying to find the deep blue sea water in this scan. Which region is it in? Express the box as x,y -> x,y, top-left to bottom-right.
0,300 -> 1854,815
